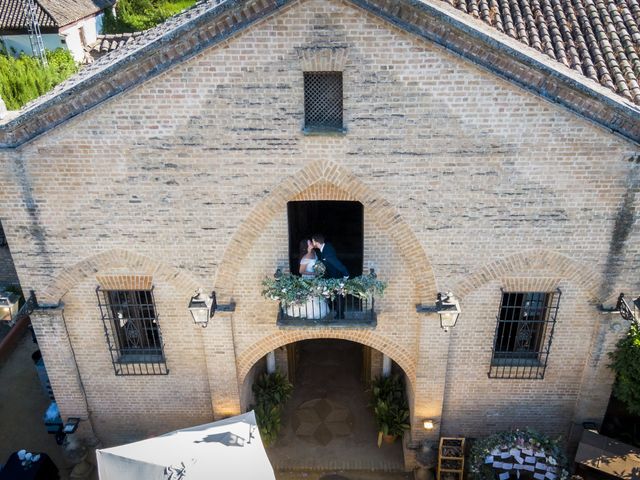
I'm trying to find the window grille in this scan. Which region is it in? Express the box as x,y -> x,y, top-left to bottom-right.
488,289 -> 561,379
97,287 -> 169,376
304,72 -> 343,130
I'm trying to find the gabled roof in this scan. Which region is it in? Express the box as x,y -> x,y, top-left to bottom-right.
444,0 -> 640,105
0,0 -> 114,31
1,0 -> 639,147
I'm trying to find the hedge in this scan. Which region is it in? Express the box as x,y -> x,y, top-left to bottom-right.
0,49 -> 77,110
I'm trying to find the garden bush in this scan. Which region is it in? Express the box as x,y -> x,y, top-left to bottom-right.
0,49 -> 77,110
103,0 -> 197,33
609,321 -> 640,415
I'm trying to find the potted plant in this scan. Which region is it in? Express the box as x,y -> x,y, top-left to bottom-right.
371,374 -> 410,447
252,370 -> 293,447
373,398 -> 410,447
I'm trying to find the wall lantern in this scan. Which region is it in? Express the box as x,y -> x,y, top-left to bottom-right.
438,292 -> 461,332
0,291 -> 20,323
188,289 -> 216,328
599,292 -> 639,323
615,293 -> 638,322
416,292 -> 462,331
63,417 -> 81,435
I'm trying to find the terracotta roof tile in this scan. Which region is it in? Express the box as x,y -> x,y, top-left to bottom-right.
0,0 -> 114,30
446,0 -> 640,102
0,0 -> 57,30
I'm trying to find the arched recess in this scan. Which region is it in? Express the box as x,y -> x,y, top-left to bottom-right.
39,248 -> 201,304
214,160 -> 438,303
452,249 -> 603,302
237,329 -> 416,395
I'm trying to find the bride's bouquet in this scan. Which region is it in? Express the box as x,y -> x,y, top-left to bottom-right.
312,261 -> 326,277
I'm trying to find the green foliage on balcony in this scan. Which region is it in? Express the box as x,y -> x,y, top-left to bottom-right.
262,271 -> 387,306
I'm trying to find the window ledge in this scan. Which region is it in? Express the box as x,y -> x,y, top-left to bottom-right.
490,358 -> 542,367
302,126 -> 347,136
117,353 -> 164,364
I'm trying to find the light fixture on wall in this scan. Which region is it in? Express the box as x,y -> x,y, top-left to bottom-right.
437,292 -> 461,332
416,292 -> 462,332
0,291 -> 20,323
423,419 -> 436,430
188,289 -> 217,328
599,293 -> 638,323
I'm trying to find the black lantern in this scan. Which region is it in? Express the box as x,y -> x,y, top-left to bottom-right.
188,290 -> 216,328
437,292 -> 461,331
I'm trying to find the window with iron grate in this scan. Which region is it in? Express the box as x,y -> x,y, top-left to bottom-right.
488,289 -> 561,379
303,72 -> 343,132
96,287 -> 168,375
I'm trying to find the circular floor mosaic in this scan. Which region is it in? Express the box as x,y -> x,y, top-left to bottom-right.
291,398 -> 354,446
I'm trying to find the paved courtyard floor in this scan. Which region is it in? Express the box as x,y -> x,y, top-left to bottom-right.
0,333 -> 72,479
267,340 -> 406,472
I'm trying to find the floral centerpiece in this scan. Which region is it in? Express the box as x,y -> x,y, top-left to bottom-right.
469,429 -> 568,480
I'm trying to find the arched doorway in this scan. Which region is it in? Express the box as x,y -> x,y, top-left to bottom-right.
248,339 -> 408,471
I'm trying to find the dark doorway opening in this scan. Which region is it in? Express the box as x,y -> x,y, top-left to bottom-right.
287,201 -> 363,277
265,340 -> 405,471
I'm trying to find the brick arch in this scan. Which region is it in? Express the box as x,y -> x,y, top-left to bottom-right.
39,249 -> 201,304
452,249 -> 603,302
214,160 -> 438,303
237,329 -> 416,391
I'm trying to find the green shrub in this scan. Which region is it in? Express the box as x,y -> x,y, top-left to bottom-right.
252,370 -> 292,446
0,49 -> 77,110
103,0 -> 197,33
609,322 -> 640,415
370,375 -> 410,446
253,370 -> 293,407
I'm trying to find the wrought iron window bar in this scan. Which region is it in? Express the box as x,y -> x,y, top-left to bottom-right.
303,72 -> 344,132
97,287 -> 169,376
488,289 -> 561,380
277,293 -> 376,328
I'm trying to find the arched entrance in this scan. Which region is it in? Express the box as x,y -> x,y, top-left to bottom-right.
244,339 -> 409,471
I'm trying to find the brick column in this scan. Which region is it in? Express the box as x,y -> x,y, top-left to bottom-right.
201,310 -> 241,418
30,305 -> 97,442
412,313 -> 451,443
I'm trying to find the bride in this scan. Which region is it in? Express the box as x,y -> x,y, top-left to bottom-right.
289,239 -> 328,319
299,239 -> 318,278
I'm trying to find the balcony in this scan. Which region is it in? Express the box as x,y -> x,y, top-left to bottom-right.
263,269 -> 385,329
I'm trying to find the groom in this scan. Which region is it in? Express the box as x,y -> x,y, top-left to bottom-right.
312,233 -> 349,318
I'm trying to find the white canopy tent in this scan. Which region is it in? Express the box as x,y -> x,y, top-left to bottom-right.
96,411 -> 276,480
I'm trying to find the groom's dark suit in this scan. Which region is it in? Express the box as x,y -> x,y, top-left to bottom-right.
318,242 -> 349,279
318,242 -> 349,319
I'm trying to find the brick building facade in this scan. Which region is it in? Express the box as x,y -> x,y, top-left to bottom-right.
0,0 -> 639,468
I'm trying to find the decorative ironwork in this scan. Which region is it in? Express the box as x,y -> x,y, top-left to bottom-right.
304,72 -> 343,130
277,293 -> 376,327
616,293 -> 637,323
488,289 -> 561,379
97,287 -> 168,376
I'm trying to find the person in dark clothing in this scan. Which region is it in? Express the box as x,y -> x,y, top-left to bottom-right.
312,233 -> 349,318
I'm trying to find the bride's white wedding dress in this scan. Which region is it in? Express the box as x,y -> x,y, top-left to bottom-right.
300,256 -> 317,279
286,255 -> 328,319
